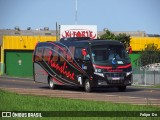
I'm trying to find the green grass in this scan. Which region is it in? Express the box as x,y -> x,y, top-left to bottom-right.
133,84 -> 160,88
147,84 -> 160,88
153,85 -> 160,88
0,90 -> 159,120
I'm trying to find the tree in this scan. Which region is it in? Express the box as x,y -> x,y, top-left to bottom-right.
115,33 -> 130,47
135,43 -> 160,66
100,30 -> 130,48
100,30 -> 116,40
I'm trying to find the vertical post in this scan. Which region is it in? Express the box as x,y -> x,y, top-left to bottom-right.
154,70 -> 155,85
75,0 -> 78,25
144,69 -> 146,86
0,46 -> 2,75
59,25 -> 61,40
56,22 -> 58,41
1,36 -> 5,75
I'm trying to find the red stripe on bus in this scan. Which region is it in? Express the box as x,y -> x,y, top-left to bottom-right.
118,64 -> 131,68
93,64 -> 131,69
52,77 -> 64,85
93,64 -> 112,69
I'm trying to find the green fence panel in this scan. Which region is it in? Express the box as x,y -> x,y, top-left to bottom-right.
129,53 -> 141,67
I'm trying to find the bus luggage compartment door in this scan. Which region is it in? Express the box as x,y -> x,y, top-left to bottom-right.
34,63 -> 48,84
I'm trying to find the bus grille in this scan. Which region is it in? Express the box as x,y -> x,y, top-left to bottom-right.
105,73 -> 125,84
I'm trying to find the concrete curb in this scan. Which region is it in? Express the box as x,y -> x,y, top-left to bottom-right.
0,75 -> 33,81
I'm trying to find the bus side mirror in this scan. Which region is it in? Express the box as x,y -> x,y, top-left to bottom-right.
127,46 -> 132,54
128,47 -> 132,54
128,51 -> 132,54
82,49 -> 87,56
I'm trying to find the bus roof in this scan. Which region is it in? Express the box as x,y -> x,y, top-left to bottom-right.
36,38 -> 123,48
59,38 -> 123,46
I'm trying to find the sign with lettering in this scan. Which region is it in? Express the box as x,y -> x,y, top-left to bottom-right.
60,25 -> 97,39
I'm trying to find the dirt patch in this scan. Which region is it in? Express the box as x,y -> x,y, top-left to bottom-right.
1,87 -> 160,106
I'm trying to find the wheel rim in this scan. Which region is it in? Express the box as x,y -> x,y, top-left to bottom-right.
85,81 -> 90,91
50,79 -> 54,88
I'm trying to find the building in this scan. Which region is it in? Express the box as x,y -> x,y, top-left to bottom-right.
0,29 -> 160,77
97,30 -> 147,37
0,29 -> 56,77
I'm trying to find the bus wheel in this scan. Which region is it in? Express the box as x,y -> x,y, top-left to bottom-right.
118,86 -> 126,92
49,78 -> 55,90
84,79 -> 92,92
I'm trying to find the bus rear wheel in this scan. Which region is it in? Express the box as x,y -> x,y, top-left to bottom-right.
84,79 -> 92,92
49,78 -> 56,90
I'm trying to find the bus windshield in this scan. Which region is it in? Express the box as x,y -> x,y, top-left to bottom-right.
90,45 -> 130,65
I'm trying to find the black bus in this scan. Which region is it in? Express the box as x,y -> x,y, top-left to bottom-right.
33,37 -> 132,92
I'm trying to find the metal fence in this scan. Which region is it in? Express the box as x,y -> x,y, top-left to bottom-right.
0,63 -> 2,75
132,67 -> 160,86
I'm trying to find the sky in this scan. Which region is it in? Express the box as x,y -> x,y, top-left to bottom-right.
0,0 -> 160,34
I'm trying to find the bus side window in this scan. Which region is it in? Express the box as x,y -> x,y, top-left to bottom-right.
35,47 -> 43,61
43,48 -> 52,62
60,47 -> 67,62
52,46 -> 59,62
74,47 -> 83,61
67,46 -> 75,62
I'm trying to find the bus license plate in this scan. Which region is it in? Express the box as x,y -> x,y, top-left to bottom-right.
112,77 -> 120,80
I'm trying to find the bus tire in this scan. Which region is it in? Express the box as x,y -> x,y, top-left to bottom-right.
49,77 -> 56,90
84,79 -> 92,92
118,86 -> 126,92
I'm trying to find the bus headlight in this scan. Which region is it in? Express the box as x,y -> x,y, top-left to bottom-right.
126,71 -> 132,76
94,72 -> 104,77
95,69 -> 102,73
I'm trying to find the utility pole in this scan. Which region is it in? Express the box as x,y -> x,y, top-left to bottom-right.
75,0 -> 78,25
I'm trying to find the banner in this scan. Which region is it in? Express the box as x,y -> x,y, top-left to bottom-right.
60,25 -> 97,39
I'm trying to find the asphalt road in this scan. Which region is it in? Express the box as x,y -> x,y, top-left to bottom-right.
0,77 -> 160,105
